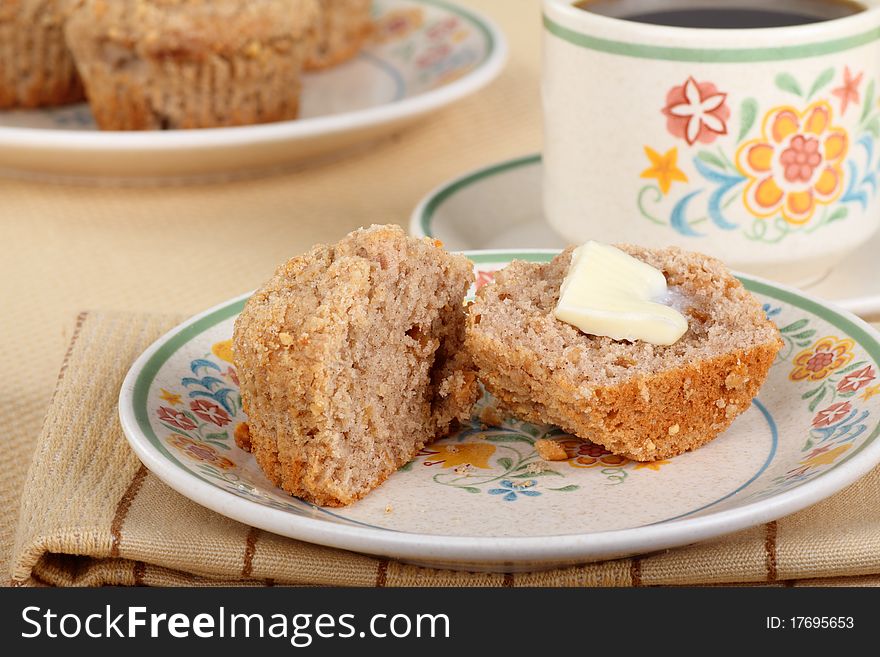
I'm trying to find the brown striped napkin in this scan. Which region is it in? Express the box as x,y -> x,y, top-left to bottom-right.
10,311 -> 880,587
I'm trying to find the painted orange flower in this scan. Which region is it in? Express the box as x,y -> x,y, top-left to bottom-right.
159,388 -> 182,406
212,339 -> 235,364
737,101 -> 848,225
168,435 -> 235,470
420,442 -> 495,469
555,437 -> 629,469
790,336 -> 854,382
860,383 -> 880,401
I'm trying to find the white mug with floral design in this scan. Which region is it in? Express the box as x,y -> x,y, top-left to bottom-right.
542,0 -> 880,284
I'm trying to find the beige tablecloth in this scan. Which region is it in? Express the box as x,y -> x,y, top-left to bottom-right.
3,1 -> 879,586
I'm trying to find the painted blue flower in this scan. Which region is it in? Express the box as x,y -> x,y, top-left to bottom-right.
488,479 -> 541,502
762,303 -> 782,319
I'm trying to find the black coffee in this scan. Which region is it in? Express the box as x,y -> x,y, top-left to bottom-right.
574,0 -> 864,28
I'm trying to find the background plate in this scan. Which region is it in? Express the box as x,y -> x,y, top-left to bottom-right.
119,250 -> 880,571
0,0 -> 506,182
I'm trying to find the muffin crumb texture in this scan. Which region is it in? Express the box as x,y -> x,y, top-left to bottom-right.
466,245 -> 783,461
233,225 -> 478,506
64,0 -> 321,130
0,0 -> 84,108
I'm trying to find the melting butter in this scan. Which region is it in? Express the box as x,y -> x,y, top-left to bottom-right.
553,242 -> 688,346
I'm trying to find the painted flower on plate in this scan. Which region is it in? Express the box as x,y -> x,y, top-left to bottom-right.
475,270 -> 496,290
159,388 -> 182,406
211,339 -> 235,364
372,7 -> 425,43
157,406 -> 197,431
417,43 -> 451,69
488,479 -> 540,501
190,399 -> 231,427
802,443 -> 851,468
861,384 -> 880,401
556,437 -> 629,469
428,17 -> 460,40
803,444 -> 836,460
737,101 -> 848,225
762,303 -> 782,320
169,435 -> 235,470
420,442 -> 495,469
837,365 -> 875,393
225,367 -> 240,387
811,401 -> 853,428
790,336 -> 854,382
662,76 -> 730,145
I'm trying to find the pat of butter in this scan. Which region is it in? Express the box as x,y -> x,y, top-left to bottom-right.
553,242 -> 688,346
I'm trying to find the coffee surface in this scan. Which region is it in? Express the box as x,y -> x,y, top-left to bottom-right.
573,0 -> 864,28
621,8 -> 829,28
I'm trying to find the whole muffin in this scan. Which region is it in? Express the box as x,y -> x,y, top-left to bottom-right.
0,0 -> 83,108
64,0 -> 319,130
233,225 -> 479,507
305,0 -> 372,70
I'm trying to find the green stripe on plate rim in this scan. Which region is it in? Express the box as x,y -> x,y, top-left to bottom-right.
419,154 -> 542,238
543,14 -> 880,62
130,259 -> 880,526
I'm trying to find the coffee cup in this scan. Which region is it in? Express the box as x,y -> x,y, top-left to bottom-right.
542,0 -> 880,284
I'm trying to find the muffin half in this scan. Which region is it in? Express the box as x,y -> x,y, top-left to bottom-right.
233,225 -> 478,506
466,246 -> 783,461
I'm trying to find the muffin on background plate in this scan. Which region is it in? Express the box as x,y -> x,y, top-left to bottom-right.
64,0 -> 320,130
0,0 -> 83,108
305,0 -> 373,70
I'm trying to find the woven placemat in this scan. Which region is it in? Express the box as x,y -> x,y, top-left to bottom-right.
10,310 -> 880,587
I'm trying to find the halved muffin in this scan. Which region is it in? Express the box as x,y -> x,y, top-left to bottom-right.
466,246 -> 782,461
233,225 -> 478,506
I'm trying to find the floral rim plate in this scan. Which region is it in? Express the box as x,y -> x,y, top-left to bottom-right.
119,250 -> 880,571
0,0 -> 505,181
410,154 -> 880,320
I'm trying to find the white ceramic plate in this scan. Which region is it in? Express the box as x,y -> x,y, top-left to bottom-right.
411,155 -> 880,320
119,250 -> 880,572
0,0 -> 506,182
